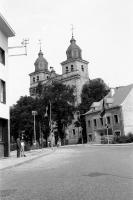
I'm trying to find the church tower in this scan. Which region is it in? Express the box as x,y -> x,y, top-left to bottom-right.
29,49 -> 50,97
61,34 -> 89,105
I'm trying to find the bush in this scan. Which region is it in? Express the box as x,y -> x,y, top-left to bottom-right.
113,132 -> 133,144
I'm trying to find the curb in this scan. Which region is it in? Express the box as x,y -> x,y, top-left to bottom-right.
0,148 -> 57,171
86,143 -> 133,147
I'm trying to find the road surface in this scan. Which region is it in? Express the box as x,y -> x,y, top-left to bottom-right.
0,145 -> 133,200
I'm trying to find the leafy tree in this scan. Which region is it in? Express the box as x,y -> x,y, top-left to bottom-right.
78,78 -> 109,142
10,96 -> 37,143
37,81 -> 75,142
10,81 -> 75,145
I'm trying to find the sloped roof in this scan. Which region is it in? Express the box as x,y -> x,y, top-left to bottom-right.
84,84 -> 133,115
111,84 -> 133,106
0,13 -> 15,37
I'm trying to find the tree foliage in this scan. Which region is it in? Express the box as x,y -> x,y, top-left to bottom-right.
10,81 -> 75,144
79,78 -> 109,114
78,78 -> 109,142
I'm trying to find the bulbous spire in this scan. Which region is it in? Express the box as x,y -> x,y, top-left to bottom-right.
34,50 -> 48,72
66,36 -> 82,60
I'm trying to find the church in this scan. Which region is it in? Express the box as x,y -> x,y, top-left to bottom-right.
29,34 -> 89,105
29,33 -> 90,144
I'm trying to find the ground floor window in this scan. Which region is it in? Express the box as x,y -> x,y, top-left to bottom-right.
114,131 -> 121,136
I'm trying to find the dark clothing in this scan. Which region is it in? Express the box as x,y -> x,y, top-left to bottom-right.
16,138 -> 21,157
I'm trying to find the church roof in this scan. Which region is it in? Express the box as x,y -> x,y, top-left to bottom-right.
66,36 -> 82,60
34,50 -> 48,72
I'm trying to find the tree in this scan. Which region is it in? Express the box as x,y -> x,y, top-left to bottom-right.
10,82 -> 75,145
38,81 -> 75,142
10,96 -> 37,143
78,78 -> 109,142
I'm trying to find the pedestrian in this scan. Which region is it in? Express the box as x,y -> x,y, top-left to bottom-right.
16,137 -> 21,158
21,138 -> 26,157
57,137 -> 61,147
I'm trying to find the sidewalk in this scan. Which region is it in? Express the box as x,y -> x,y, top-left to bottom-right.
0,147 -> 56,171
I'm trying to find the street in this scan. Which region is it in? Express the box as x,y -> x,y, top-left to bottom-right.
0,145 -> 133,200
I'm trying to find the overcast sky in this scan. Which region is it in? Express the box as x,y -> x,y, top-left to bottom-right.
1,0 -> 133,106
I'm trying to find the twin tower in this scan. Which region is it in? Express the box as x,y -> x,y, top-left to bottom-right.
29,35 -> 90,105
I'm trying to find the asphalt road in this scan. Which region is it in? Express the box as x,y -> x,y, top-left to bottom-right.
0,145 -> 133,200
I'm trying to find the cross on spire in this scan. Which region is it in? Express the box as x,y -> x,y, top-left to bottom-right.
38,39 -> 42,51
71,24 -> 74,38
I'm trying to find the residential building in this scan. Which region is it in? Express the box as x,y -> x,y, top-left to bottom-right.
85,84 -> 133,143
0,13 -> 15,157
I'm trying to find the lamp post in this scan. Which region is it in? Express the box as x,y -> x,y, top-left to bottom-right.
32,111 -> 37,145
77,111 -> 83,144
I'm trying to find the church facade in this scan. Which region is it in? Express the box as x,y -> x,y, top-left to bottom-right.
29,35 -> 90,144
29,35 -> 89,106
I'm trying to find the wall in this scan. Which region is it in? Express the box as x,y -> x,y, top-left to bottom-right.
122,88 -> 133,135
85,107 -> 124,143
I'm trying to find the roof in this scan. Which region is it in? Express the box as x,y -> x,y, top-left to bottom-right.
111,84 -> 133,106
84,84 -> 133,115
0,13 -> 15,37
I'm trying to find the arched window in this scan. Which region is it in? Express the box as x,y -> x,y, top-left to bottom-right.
33,77 -> 35,82
37,76 -> 39,81
81,65 -> 84,71
66,66 -> 68,73
71,65 -> 74,71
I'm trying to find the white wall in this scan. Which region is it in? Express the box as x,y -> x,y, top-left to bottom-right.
122,88 -> 133,135
0,29 -> 9,119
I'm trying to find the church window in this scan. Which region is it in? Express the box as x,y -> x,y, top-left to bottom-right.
66,66 -> 68,73
0,47 -> 5,65
71,65 -> 74,71
33,77 -> 35,82
0,79 -> 6,103
81,65 -> 84,71
37,76 -> 39,81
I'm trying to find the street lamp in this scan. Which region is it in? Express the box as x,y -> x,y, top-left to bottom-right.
32,111 -> 38,145
76,111 -> 83,144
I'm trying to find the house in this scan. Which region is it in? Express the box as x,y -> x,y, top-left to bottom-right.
84,84 -> 133,143
0,13 -> 15,157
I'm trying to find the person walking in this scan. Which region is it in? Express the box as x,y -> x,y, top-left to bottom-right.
16,137 -> 21,158
21,138 -> 25,157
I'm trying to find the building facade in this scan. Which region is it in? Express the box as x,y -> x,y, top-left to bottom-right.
0,14 -> 15,157
85,85 -> 133,143
29,34 -> 89,144
29,35 -> 89,106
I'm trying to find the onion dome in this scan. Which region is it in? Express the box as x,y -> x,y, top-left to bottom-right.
66,36 -> 82,60
34,50 -> 48,72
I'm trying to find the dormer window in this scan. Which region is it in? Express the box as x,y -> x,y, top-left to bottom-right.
71,65 -> 74,71
81,65 -> 84,71
37,76 -> 39,81
33,77 -> 35,82
66,66 -> 68,73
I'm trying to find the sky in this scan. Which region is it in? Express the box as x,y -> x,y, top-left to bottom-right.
1,0 -> 133,106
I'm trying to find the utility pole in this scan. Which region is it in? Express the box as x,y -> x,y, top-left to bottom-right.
32,111 -> 37,145
8,38 -> 29,56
